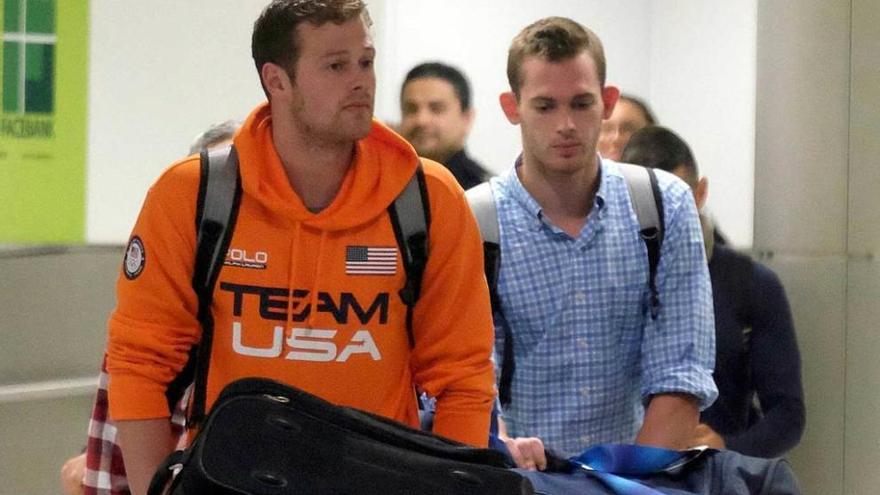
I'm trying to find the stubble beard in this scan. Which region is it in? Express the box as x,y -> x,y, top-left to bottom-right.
290,104 -> 372,149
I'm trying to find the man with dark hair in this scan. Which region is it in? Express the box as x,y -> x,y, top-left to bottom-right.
621,125 -> 806,458
490,16 -> 716,469
399,62 -> 491,189
598,93 -> 656,161
106,2 -> 496,494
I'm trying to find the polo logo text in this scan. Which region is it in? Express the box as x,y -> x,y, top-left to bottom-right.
225,248 -> 268,269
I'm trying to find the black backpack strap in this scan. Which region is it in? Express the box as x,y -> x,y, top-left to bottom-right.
167,145 -> 241,426
388,163 -> 430,348
464,182 -> 515,408
618,163 -> 665,320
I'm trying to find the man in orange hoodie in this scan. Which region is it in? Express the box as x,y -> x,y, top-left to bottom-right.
105,2 -> 496,494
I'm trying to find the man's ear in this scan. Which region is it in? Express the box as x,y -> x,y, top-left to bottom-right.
601,85 -> 621,119
462,107 -> 476,133
694,176 -> 709,210
499,91 -> 520,124
261,62 -> 291,99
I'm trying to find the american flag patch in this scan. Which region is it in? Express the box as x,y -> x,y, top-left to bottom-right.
346,246 -> 398,275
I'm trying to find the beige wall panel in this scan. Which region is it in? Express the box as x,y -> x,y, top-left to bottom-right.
844,0 -> 880,493
762,256 -> 846,495
754,1 -> 850,254
0,248 -> 120,384
845,259 -> 880,493
847,0 -> 880,252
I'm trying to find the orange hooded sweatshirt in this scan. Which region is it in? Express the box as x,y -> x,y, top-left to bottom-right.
106,102 -> 496,446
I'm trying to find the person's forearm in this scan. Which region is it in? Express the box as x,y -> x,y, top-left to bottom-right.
636,393 -> 700,450
116,418 -> 177,495
724,400 -> 805,457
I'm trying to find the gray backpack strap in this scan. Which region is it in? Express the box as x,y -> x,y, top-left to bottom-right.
465,182 -> 499,245
172,145 -> 241,426
465,181 -> 515,406
388,163 -> 429,348
618,163 -> 664,319
618,163 -> 661,235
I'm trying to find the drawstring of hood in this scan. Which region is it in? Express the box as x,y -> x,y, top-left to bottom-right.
283,222 -> 325,331
283,223 -> 327,331
287,222 -> 302,333
307,231 -> 329,329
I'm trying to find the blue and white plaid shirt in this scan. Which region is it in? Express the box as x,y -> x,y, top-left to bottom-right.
493,157 -> 717,456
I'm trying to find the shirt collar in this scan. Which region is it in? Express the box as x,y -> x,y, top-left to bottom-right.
502,155 -> 543,230
501,153 -> 609,231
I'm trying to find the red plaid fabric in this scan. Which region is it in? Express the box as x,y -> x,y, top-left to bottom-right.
83,356 -> 187,495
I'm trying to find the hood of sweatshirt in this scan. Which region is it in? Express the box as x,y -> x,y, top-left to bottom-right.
233,101 -> 419,231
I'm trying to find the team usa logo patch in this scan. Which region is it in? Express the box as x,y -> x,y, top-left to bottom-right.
123,236 -> 146,280
345,245 -> 397,275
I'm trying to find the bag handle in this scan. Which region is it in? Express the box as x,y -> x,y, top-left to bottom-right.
146,450 -> 185,495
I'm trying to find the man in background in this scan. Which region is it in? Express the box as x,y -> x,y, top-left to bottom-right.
597,93 -> 655,161
399,62 -> 492,189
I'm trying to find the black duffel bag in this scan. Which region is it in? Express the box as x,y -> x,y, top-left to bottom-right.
148,377 -> 533,495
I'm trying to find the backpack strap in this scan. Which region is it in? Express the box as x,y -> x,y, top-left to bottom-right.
167,145 -> 241,427
618,163 -> 665,320
388,163 -> 430,348
464,182 -> 515,408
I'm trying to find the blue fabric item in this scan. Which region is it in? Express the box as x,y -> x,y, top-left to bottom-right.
519,469 -> 696,495
518,449 -> 801,495
571,444 -> 699,476
566,444 -> 705,495
585,472 -> 670,495
492,158 -> 717,456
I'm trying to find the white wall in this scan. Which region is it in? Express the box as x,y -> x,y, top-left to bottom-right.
85,0 -> 756,247
86,0 -> 268,243
648,1 -> 757,248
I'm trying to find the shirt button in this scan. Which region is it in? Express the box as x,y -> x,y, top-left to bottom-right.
580,434 -> 592,445
574,291 -> 586,302
577,338 -> 588,349
580,386 -> 590,398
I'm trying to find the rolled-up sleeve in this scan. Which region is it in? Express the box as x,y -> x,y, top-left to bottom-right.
640,177 -> 717,409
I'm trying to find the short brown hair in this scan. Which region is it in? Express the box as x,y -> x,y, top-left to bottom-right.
506,17 -> 606,97
252,0 -> 370,84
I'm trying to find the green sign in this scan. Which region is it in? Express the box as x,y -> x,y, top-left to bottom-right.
0,0 -> 88,243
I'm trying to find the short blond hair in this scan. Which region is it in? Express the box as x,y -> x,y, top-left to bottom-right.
507,17 -> 606,97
